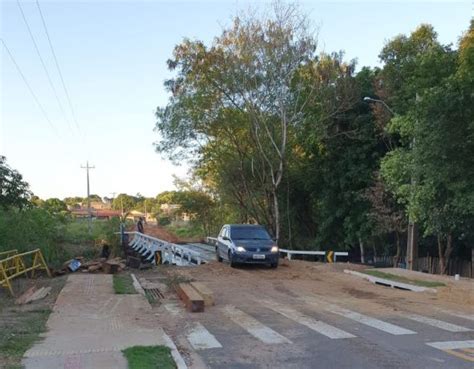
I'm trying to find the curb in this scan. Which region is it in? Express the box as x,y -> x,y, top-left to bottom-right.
130,273 -> 146,296
344,269 -> 437,293
163,332 -> 188,369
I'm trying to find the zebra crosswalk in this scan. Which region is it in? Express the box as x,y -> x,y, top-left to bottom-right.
325,304 -> 417,335
222,305 -> 292,344
261,299 -> 355,339
181,299 -> 473,360
187,322 -> 223,350
405,313 -> 472,332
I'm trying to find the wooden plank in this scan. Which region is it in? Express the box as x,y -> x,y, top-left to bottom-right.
177,283 -> 204,312
190,282 -> 214,307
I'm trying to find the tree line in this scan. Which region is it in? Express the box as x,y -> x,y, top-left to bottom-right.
154,3 -> 474,272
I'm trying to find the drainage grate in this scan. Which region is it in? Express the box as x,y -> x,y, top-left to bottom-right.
144,288 -> 164,303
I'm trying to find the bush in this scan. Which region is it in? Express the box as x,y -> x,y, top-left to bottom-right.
158,216 -> 171,226
0,208 -> 121,267
0,208 -> 62,262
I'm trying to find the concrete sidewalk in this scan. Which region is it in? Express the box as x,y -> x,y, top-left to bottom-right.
23,274 -> 168,369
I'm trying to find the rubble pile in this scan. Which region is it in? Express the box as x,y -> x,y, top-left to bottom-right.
54,256 -> 127,276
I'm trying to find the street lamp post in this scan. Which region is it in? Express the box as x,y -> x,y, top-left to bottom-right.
364,96 -> 418,270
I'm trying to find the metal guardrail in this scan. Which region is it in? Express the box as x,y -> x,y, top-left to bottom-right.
205,237 -> 348,262
279,249 -> 348,262
126,232 -> 205,265
0,248 -> 52,296
206,237 -> 218,246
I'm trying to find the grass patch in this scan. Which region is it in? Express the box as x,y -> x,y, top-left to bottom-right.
165,223 -> 205,239
122,345 -> 176,369
0,308 -> 51,367
362,270 -> 446,287
113,274 -> 138,294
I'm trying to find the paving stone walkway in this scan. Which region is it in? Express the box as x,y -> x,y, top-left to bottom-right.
23,274 -> 168,369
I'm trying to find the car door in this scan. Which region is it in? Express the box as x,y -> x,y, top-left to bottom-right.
221,226 -> 232,260
217,226 -> 227,257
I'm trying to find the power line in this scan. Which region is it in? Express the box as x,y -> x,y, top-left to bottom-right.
1,38 -> 59,136
16,0 -> 74,134
35,0 -> 81,133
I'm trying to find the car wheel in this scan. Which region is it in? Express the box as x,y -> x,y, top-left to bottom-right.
270,262 -> 278,269
216,248 -> 223,262
229,251 -> 237,268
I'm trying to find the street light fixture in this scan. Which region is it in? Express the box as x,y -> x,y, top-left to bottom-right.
363,96 -> 418,271
363,96 -> 396,116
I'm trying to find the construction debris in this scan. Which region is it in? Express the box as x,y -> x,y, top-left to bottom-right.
177,283 -> 204,312
15,286 -> 52,305
190,282 -> 214,307
54,256 -> 127,275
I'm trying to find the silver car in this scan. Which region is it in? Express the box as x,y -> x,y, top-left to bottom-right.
216,224 -> 279,268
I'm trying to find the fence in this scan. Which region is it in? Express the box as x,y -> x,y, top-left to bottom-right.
414,257 -> 472,278
372,255 -> 472,278
0,248 -> 52,296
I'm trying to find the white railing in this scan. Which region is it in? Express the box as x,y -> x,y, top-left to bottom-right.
125,232 -> 204,265
279,249 -> 348,262
206,237 -> 218,246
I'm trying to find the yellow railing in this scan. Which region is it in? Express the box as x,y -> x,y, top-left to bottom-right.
0,249 -> 18,259
0,249 -> 51,296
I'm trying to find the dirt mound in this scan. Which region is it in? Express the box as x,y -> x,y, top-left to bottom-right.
142,224 -> 180,243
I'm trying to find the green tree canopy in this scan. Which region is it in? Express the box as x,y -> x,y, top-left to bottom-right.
0,156 -> 31,210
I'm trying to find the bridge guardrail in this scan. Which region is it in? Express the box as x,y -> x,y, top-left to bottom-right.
125,232 -> 204,265
0,248 -> 52,296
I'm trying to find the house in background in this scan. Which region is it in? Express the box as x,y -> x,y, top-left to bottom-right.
70,209 -> 121,220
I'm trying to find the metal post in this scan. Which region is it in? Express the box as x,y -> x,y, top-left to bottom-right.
407,93 -> 420,270
81,161 -> 95,233
407,218 -> 418,270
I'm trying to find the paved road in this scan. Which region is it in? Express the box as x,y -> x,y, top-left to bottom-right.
170,299 -> 474,369
23,274 -> 173,369
154,263 -> 474,369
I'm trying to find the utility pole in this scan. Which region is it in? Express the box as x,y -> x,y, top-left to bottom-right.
406,94 -> 420,270
144,199 -> 147,223
81,161 -> 95,233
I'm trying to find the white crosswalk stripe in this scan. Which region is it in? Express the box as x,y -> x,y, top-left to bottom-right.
426,340 -> 474,350
302,297 -> 416,336
436,309 -> 474,322
186,322 -> 223,350
222,305 -> 291,344
261,300 -> 355,339
327,304 -> 417,335
406,313 -> 472,332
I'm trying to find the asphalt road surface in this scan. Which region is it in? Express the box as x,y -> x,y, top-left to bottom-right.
150,260 -> 474,369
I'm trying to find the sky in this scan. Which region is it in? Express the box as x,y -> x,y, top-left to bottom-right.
1,0 -> 472,200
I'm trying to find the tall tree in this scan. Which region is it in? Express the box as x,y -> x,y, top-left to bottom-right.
155,3 -> 317,242
0,156 -> 31,210
380,23 -> 473,273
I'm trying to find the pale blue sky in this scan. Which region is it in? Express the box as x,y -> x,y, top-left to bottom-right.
1,0 -> 471,199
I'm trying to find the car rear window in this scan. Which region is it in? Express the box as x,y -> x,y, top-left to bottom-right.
230,227 -> 271,240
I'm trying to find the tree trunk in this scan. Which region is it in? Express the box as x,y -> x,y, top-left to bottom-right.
443,233 -> 454,275
438,235 -> 446,274
393,231 -> 401,267
359,237 -> 365,264
272,188 -> 280,243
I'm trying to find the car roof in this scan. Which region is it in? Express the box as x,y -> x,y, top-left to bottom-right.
226,224 -> 265,228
